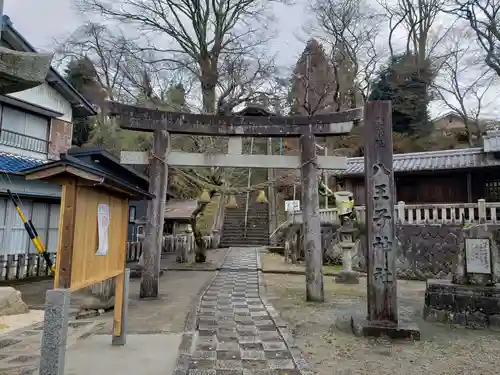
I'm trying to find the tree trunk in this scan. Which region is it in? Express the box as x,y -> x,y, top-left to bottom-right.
200,60 -> 218,113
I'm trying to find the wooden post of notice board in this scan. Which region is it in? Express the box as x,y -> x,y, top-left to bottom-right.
55,178 -> 77,289
22,148 -> 153,368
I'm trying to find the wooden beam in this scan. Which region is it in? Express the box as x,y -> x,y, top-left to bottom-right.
24,165 -> 104,184
120,151 -> 347,170
107,102 -> 360,136
54,178 -> 77,289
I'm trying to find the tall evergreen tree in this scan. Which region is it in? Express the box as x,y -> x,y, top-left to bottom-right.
369,53 -> 434,135
64,57 -> 104,146
289,39 -> 337,115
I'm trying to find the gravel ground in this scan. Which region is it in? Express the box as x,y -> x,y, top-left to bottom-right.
260,252 -> 342,274
263,273 -> 500,375
90,269 -> 215,334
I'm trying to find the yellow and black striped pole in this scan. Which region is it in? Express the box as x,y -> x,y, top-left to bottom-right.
7,189 -> 55,274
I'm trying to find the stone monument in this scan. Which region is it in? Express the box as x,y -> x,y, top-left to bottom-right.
351,101 -> 420,339
424,224 -> 500,329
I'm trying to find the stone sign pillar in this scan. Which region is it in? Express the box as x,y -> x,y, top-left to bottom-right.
351,101 -> 420,339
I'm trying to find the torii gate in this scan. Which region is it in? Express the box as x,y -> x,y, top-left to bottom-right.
111,100 -> 419,339
110,102 -> 362,301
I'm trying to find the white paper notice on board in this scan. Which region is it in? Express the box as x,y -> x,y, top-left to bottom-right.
285,200 -> 300,212
465,238 -> 491,274
96,203 -> 110,256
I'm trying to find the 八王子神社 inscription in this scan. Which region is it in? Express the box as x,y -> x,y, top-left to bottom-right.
372,164 -> 395,286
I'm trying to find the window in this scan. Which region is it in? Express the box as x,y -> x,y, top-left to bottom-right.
128,206 -> 136,223
0,199 -> 60,256
0,106 -> 49,155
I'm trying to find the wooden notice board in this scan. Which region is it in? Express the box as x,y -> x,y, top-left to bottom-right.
54,181 -> 129,291
23,147 -> 154,338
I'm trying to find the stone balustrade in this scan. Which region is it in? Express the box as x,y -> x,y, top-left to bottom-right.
288,200 -> 500,225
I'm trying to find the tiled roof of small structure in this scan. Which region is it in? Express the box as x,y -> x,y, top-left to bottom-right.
164,199 -> 198,220
330,147 -> 500,176
0,152 -> 46,173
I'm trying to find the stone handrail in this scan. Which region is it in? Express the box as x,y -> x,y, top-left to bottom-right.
288,200 -> 500,225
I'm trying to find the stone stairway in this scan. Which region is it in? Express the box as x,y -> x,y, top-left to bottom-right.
219,193 -> 270,247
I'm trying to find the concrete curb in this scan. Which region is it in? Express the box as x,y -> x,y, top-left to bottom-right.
257,250 -> 315,375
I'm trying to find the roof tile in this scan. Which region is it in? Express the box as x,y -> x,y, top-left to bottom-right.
331,147 -> 500,176
0,152 -> 46,173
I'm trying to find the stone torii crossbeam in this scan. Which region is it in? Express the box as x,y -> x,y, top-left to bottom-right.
110,102 -> 361,302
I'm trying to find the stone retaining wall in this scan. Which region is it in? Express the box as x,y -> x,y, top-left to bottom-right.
281,223 -> 500,281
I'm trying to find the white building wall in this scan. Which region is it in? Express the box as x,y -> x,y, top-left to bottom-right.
0,105 -> 50,160
6,82 -> 73,122
0,175 -> 61,199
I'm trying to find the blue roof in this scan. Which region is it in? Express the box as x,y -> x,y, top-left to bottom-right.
0,152 -> 46,173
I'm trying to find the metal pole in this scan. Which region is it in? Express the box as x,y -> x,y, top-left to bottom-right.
324,146 -> 328,209
0,0 -> 4,40
243,138 -> 254,239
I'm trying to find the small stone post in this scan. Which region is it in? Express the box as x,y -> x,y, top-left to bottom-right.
112,268 -> 131,346
335,219 -> 359,284
478,199 -> 486,223
39,289 -> 70,375
351,101 -> 420,339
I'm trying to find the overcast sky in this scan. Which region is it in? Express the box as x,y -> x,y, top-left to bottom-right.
3,0 -> 499,119
4,0 -> 305,63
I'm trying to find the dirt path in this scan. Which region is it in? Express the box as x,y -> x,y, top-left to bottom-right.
263,273 -> 500,375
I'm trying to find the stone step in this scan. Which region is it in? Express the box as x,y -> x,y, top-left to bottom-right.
221,231 -> 269,237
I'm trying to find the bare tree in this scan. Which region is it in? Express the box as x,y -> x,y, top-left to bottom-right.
380,0 -> 450,63
75,0 -> 281,113
56,23 -> 130,101
447,0 -> 500,77
216,53 -> 279,114
56,22 -> 188,106
432,27 -> 497,145
311,0 -> 384,104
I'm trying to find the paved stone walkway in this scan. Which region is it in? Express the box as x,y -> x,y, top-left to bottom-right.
174,247 -> 307,375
